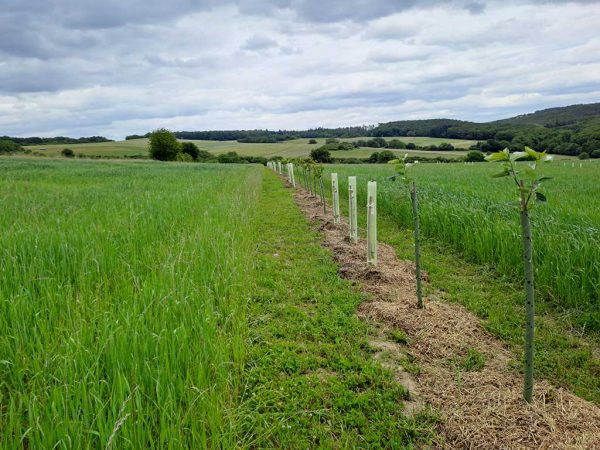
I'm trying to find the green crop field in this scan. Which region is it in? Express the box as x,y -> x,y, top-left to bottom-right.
0,159 -> 262,447
2,156 -> 599,447
0,158 -> 437,448
322,160 -> 600,330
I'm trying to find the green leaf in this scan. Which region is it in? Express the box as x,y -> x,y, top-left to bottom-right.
535,191 -> 547,203
510,151 -> 528,162
485,149 -> 510,162
492,167 -> 511,178
388,159 -> 400,165
524,146 -> 541,160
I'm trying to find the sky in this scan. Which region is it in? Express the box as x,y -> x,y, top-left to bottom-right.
1,0 -> 600,139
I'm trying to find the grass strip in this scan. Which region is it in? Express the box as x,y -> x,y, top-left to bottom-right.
236,171 -> 438,448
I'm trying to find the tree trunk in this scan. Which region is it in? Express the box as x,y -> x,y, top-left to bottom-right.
520,187 -> 535,403
319,177 -> 326,213
411,182 -> 424,308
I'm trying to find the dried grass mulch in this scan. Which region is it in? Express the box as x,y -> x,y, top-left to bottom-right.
292,187 -> 600,449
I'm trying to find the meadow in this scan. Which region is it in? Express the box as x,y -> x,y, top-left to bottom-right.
24,136 -> 477,159
0,159 -> 262,448
0,158 -> 436,448
323,160 -> 600,331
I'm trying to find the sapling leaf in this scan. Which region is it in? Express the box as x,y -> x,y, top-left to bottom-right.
510,151 -> 528,162
485,148 -> 510,162
492,167 -> 511,178
535,191 -> 547,203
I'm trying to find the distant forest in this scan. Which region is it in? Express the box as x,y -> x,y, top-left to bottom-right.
0,136 -> 113,146
162,103 -> 600,156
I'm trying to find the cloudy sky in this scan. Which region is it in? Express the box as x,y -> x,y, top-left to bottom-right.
1,0 -> 599,139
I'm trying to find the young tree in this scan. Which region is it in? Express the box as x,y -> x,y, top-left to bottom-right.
149,128 -> 181,161
485,147 -> 553,403
389,155 -> 423,308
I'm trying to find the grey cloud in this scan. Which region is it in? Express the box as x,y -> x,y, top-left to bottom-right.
242,34 -> 279,51
1,0 -> 599,138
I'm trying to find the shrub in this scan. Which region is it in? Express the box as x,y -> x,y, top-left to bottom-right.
149,128 -> 181,161
181,142 -> 200,160
325,138 -> 339,144
310,147 -> 332,163
197,150 -> 215,162
176,152 -> 194,162
61,148 -> 75,158
578,152 -> 590,160
438,142 -> 455,151
591,149 -> 600,159
388,139 -> 406,149
377,150 -> 396,163
465,151 -> 485,162
406,143 -> 416,150
217,152 -> 243,163
308,139 -> 318,144
0,139 -> 22,154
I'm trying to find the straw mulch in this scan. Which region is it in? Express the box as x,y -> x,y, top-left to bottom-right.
292,187 -> 600,449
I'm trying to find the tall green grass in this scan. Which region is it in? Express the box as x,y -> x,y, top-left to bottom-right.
324,161 -> 600,331
0,159 -> 261,448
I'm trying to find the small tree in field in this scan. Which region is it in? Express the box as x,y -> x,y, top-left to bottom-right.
181,142 -> 200,160
61,148 -> 75,158
149,128 -> 181,161
389,154 -> 423,308
310,147 -> 332,163
486,146 -> 553,403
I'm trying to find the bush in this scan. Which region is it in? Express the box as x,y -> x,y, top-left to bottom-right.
337,142 -> 355,151
0,139 -> 22,154
310,148 -> 332,163
308,139 -> 318,144
591,149 -> 600,159
367,152 -> 380,163
325,138 -> 339,144
61,148 -> 75,158
176,152 -> 194,162
217,151 -> 243,163
578,152 -> 590,160
149,128 -> 181,161
406,143 -> 416,150
377,150 -> 396,163
197,150 -> 214,162
438,142 -> 455,151
387,139 -> 406,149
181,142 -> 200,160
465,150 -> 485,162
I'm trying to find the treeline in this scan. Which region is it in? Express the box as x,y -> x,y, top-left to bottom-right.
316,137 -> 456,152
1,135 -> 113,145
158,103 -> 600,157
171,127 -> 374,143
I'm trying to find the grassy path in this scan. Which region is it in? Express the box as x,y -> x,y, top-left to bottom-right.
235,170 -> 438,448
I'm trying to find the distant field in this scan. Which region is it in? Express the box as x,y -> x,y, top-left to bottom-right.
24,136 -> 582,160
24,136 -> 478,159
